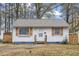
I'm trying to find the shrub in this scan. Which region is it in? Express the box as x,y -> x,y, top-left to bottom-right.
62,38 -> 68,44
62,35 -> 68,44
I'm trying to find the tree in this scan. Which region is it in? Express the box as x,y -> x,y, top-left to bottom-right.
66,4 -> 71,23
34,3 -> 55,19
15,3 -> 20,19
61,3 -> 79,32
0,6 -> 1,34
4,4 -> 7,32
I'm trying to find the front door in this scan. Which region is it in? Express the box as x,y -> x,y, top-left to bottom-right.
36,28 -> 45,42
37,32 -> 44,41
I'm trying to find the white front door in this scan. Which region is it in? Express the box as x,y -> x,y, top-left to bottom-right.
37,32 -> 44,41
36,28 -> 45,41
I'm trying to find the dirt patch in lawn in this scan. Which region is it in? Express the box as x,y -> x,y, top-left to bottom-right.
0,44 -> 79,56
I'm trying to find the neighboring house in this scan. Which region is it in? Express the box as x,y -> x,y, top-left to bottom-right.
12,19 -> 69,43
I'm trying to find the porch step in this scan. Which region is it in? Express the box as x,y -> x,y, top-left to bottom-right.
35,41 -> 45,44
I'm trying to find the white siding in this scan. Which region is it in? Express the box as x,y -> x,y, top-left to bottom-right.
0,30 -> 4,40
63,28 -> 69,42
12,28 -> 33,42
12,27 -> 69,43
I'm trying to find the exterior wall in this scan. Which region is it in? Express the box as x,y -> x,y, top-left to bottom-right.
12,27 -> 69,43
12,28 -> 33,42
63,28 -> 69,43
0,30 -> 4,40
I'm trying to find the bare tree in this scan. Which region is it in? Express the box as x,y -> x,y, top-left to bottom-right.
4,4 -> 7,32
0,7 -> 1,34
15,3 -> 19,19
66,4 -> 71,23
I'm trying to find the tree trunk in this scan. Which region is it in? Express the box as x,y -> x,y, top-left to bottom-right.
23,3 -> 26,19
35,3 -> 41,19
66,4 -> 70,23
0,9 -> 1,35
16,3 -> 19,19
8,4 -> 10,32
4,4 -> 7,33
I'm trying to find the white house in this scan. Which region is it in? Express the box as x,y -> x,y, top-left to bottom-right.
12,19 -> 69,44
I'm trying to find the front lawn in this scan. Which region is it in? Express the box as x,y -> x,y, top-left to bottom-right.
0,44 -> 79,56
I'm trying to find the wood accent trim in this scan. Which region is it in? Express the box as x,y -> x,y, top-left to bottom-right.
16,27 -> 31,36
29,27 -> 32,36
16,27 -> 19,36
52,27 -> 55,36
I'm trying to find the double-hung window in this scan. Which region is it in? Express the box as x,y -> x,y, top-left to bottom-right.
52,27 -> 63,35
19,27 -> 29,35
55,28 -> 61,35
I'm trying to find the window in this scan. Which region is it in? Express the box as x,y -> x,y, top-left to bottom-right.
52,27 -> 63,35
19,27 -> 29,35
55,28 -> 62,35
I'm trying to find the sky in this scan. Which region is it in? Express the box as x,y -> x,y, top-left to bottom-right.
52,4 -> 63,19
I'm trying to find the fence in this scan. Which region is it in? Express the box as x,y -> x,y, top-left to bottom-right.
3,32 -> 12,43
69,33 -> 78,44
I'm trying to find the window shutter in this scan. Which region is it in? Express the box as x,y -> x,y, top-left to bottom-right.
29,27 -> 32,36
16,27 -> 19,36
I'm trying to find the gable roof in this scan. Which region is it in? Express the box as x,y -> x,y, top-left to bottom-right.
13,19 -> 69,27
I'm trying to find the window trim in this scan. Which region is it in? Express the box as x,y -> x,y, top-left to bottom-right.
52,27 -> 63,36
16,27 -> 32,36
19,27 -> 29,36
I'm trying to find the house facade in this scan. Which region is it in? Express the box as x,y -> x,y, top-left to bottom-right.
12,19 -> 69,43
